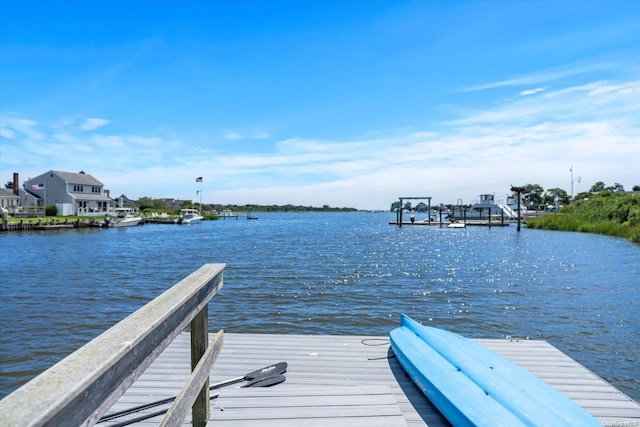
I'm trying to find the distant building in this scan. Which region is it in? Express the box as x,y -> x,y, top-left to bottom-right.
0,188 -> 19,212
162,198 -> 190,210
114,194 -> 136,208
23,170 -> 114,216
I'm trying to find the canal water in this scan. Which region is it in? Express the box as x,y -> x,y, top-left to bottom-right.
1,212 -> 638,401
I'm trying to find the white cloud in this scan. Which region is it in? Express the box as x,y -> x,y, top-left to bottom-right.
224,130 -> 270,140
519,87 -> 546,96
80,118 -> 111,130
128,136 -> 161,147
0,127 -> 14,139
2,75 -> 638,210
223,131 -> 241,140
0,117 -> 44,140
53,132 -> 76,143
459,62 -> 612,92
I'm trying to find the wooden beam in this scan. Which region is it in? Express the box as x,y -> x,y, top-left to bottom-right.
161,330 -> 224,427
0,263 -> 225,427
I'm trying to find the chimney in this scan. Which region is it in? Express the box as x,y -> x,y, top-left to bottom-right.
13,172 -> 19,196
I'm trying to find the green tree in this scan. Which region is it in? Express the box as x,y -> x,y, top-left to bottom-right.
523,184 -> 545,208
4,181 -> 13,190
633,185 -> 640,192
590,181 -> 606,192
415,202 -> 428,212
607,182 -> 625,192
136,197 -> 156,210
136,197 -> 167,210
545,188 -> 570,205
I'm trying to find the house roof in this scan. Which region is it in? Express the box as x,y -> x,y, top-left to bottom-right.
50,170 -> 104,186
0,188 -> 19,199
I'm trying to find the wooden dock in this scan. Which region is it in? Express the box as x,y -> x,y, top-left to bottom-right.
388,220 -> 510,227
1,218 -> 107,232
105,332 -> 640,426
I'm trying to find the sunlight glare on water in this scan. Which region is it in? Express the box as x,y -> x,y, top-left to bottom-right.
1,212 -> 638,400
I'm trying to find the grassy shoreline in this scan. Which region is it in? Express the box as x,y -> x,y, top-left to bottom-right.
526,192 -> 640,244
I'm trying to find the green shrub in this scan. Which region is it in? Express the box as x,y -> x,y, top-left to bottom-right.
527,192 -> 640,244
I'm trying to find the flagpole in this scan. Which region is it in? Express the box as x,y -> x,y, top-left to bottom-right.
570,166 -> 573,202
199,179 -> 203,215
195,177 -> 203,214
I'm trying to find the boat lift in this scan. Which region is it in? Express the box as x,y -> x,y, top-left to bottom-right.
396,196 -> 431,228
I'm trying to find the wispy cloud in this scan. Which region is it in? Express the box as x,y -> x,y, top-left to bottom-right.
0,116 -> 44,140
519,87 -> 546,96
2,75 -> 638,209
79,118 -> 110,131
459,62 -> 613,92
224,130 -> 270,140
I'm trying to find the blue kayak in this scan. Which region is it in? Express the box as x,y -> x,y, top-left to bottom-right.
389,314 -> 601,427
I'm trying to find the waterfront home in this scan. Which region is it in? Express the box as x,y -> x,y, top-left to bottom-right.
0,188 -> 19,212
23,170 -> 114,216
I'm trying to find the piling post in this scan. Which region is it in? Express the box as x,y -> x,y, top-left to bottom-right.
511,186 -> 525,232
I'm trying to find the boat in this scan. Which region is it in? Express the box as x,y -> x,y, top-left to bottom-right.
111,208 -> 143,227
176,208 -> 204,224
389,314 -> 600,427
217,209 -> 237,218
453,194 -> 518,221
447,222 -> 466,228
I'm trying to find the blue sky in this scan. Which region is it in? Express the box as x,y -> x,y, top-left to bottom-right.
1,1 -> 639,210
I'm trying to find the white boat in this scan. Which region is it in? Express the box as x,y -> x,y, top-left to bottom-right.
453,194 -> 516,221
218,209 -> 237,218
176,208 -> 204,224
112,208 -> 143,227
447,222 -> 466,228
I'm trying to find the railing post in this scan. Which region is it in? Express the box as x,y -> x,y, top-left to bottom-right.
191,304 -> 210,427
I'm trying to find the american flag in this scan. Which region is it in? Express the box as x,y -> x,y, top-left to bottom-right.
195,177 -> 203,182
32,183 -> 44,190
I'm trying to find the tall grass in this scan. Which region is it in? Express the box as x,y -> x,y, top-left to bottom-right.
527,192 -> 640,244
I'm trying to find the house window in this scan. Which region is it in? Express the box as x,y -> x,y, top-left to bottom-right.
73,185 -> 83,192
92,186 -> 101,193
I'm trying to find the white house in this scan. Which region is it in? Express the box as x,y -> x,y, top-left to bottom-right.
0,188 -> 19,215
24,170 -> 114,216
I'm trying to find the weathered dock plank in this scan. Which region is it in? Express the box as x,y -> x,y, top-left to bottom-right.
105,333 -> 640,426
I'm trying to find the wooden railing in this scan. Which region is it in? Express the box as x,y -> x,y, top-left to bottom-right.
0,263 -> 225,427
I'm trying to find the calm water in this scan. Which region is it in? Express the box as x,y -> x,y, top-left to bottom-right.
1,212 -> 638,401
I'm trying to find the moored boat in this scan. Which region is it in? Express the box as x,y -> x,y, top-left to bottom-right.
389,314 -> 600,426
111,208 -> 143,227
176,208 -> 204,224
453,194 -> 518,221
447,222 -> 466,228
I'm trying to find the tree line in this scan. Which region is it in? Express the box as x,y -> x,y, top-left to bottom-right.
133,197 -> 357,213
